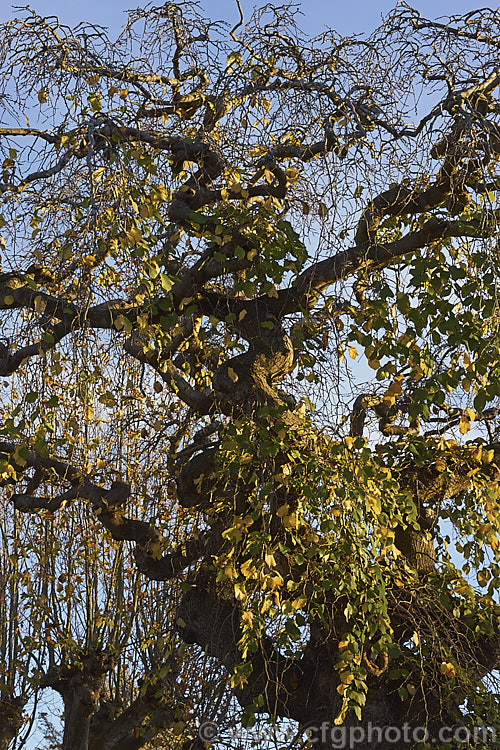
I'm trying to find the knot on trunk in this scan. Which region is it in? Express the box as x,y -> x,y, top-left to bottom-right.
213,322 -> 294,412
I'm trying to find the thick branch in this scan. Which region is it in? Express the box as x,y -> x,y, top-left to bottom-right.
273,217 -> 493,314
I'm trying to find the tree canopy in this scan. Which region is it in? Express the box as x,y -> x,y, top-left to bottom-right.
0,3 -> 499,749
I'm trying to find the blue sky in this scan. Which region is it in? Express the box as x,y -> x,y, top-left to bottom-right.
3,0 -> 491,37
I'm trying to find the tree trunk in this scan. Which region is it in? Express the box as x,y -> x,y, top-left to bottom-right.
61,684 -> 101,750
0,695 -> 26,750
394,526 -> 436,573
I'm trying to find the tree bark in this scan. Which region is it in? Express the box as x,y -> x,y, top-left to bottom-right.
0,695 -> 26,750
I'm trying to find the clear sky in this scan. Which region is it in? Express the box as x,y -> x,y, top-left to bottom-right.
2,0 -> 493,38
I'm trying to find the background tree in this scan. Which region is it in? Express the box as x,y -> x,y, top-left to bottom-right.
0,3 -> 499,748
0,330 -> 229,750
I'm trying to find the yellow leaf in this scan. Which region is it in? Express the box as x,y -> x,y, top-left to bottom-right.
240,559 -> 256,578
459,417 -> 470,435
227,367 -> 239,382
38,88 -> 48,104
171,721 -> 185,736
440,662 -> 456,679
477,569 -> 490,587
230,671 -> 248,688
378,527 -> 394,540
339,670 -> 354,685
383,376 -> 404,405
260,598 -> 272,614
264,552 -> 276,567
34,295 -> 46,313
472,445 -> 483,462
234,582 -> 246,600
222,525 -> 243,542
1,465 -> 16,481
268,573 -> 284,590
348,345 -> 357,359
334,699 -> 349,725
282,512 -> 297,529
435,458 -> 447,472
241,610 -> 253,626
12,446 -> 27,467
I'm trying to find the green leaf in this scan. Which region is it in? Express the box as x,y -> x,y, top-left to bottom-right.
474,390 -> 487,413
160,273 -> 173,292
226,50 -> 243,68
147,261 -> 160,280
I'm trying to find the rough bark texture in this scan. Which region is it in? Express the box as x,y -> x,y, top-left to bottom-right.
0,696 -> 27,750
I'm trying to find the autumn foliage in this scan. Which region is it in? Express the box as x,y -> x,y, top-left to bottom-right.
0,3 -> 499,749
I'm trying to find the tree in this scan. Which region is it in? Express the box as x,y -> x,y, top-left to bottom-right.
0,2 -> 499,748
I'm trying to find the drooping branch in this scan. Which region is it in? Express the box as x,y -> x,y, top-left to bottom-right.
175,586 -> 339,724
0,440 -> 213,580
